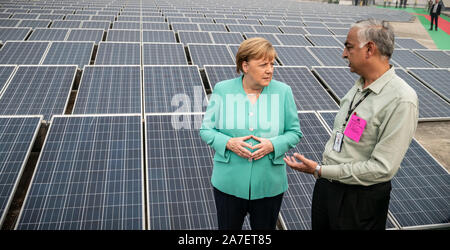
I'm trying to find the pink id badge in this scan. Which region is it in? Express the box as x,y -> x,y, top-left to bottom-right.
343,113 -> 367,142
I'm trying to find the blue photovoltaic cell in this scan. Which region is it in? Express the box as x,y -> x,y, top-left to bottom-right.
0,116 -> 42,227
0,66 -> 77,121
143,43 -> 188,65
188,44 -> 235,68
244,33 -> 281,45
204,65 -> 240,90
42,41 -> 94,69
312,66 -> 359,100
28,28 -> 69,41
408,68 -> 450,103
272,66 -> 339,110
279,112 -> 330,230
0,66 -> 16,94
106,29 -> 141,42
395,69 -> 450,120
66,29 -> 104,43
274,46 -> 321,67
73,66 -> 142,114
305,35 -> 343,47
275,34 -> 312,46
142,30 -> 176,43
413,50 -> 450,68
389,139 -> 450,229
395,38 -> 427,50
308,47 -> 346,66
16,115 -> 144,230
0,27 -> 31,41
0,41 -> 49,65
178,31 -> 213,44
143,66 -> 206,113
210,32 -> 244,45
391,49 -> 435,68
95,42 -> 141,65
146,114 -> 217,229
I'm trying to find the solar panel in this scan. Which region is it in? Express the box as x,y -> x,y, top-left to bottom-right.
272,66 -> 339,110
413,49 -> 450,68
106,29 -> 141,42
307,47 -> 346,66
275,34 -> 312,46
16,114 -> 145,230
391,49 -> 435,68
42,41 -> 94,69
0,65 -> 16,94
305,27 -> 333,35
73,66 -> 142,114
0,65 -> 77,121
198,23 -> 227,32
210,32 -> 244,45
187,44 -> 235,68
178,31 -> 213,44
143,65 -> 207,113
0,115 -> 42,228
51,20 -> 81,28
244,33 -> 281,45
274,46 -> 321,68
408,68 -> 450,103
143,43 -> 188,65
95,42 -> 141,65
81,21 -> 110,30
66,29 -> 104,44
312,66 -> 358,100
328,27 -> 349,36
145,114 -> 217,229
142,30 -> 176,43
278,111 -> 330,230
395,38 -> 427,50
226,24 -> 256,33
305,35 -> 343,47
18,19 -> 51,29
0,27 -> 31,41
389,139 -> 450,229
112,21 -> 141,30
204,65 -> 240,90
252,25 -> 281,33
0,41 -> 49,65
142,22 -> 170,30
278,26 -> 308,34
28,28 -> 69,41
395,68 -> 450,121
171,22 -> 199,32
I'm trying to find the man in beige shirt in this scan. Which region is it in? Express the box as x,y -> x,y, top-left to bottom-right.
284,19 -> 418,230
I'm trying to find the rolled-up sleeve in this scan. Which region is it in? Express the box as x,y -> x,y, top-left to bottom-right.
269,86 -> 303,165
321,101 -> 418,185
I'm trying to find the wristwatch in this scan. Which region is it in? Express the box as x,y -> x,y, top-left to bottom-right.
313,164 -> 321,179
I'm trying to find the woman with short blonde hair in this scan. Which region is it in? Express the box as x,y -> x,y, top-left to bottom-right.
200,37 -> 303,230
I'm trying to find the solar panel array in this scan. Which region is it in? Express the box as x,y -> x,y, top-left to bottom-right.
0,0 -> 448,230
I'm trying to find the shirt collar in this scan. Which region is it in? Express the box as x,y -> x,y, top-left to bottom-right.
356,65 -> 395,95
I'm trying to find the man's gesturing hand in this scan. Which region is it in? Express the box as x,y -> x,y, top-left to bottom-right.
226,135 -> 253,159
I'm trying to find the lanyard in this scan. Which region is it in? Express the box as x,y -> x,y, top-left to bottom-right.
342,90 -> 371,128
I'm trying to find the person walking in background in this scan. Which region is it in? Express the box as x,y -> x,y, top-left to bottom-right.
284,19 -> 418,230
430,0 -> 442,31
200,37 -> 303,230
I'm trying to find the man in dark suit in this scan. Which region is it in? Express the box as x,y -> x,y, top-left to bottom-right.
430,0 -> 442,31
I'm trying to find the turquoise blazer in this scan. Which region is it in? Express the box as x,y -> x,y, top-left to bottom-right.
200,76 -> 303,200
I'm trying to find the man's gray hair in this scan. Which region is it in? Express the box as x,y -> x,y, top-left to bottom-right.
351,19 -> 395,59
